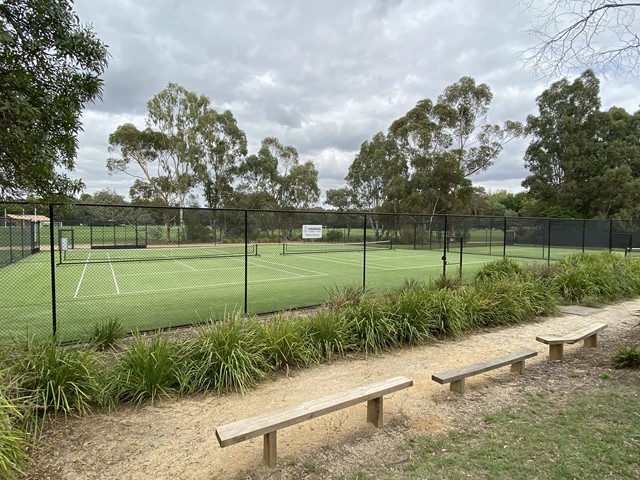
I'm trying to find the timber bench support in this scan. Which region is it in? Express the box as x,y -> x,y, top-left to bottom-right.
536,323 -> 607,360
215,376 -> 413,467
431,348 -> 538,394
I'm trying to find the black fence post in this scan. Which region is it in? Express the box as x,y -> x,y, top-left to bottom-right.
244,209 -> 248,316
503,217 -> 507,258
442,215 -> 448,277
547,219 -> 552,265
609,219 -> 613,252
49,203 -> 57,336
362,213 -> 367,292
582,219 -> 586,253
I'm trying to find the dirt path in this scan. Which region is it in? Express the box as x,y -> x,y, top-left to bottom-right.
27,300 -> 640,480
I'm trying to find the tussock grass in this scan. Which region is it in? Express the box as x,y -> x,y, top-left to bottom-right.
179,316 -> 268,394
87,318 -> 125,351
259,315 -> 316,370
553,252 -> 640,303
105,333 -> 178,406
0,381 -> 29,480
304,312 -> 353,361
6,336 -> 101,427
611,344 -> 640,368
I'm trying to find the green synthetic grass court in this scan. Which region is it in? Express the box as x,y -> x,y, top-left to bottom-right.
0,241 -> 600,342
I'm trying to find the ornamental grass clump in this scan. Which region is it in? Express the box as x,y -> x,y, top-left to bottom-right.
385,286 -> 438,344
105,333 -> 178,406
87,318 -> 125,351
259,315 -> 316,370
611,344 -> 640,369
473,258 -> 532,282
0,380 -> 29,480
304,312 -> 354,361
7,336 -> 102,428
552,252 -> 640,303
180,316 -> 268,394
343,298 -> 399,354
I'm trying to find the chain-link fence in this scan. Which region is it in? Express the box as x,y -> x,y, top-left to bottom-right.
2,201 -> 639,342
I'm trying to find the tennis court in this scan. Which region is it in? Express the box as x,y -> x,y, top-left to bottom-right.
1,241 -> 503,341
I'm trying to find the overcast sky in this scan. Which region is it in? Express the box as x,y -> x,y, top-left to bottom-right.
72,0 -> 640,204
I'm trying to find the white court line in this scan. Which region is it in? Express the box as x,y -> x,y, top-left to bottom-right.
295,254 -> 392,271
251,258 -> 328,276
76,275 -> 305,299
107,253 -> 120,295
174,259 -> 197,272
73,251 -> 91,299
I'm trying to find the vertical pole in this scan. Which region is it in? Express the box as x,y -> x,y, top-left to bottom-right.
458,236 -> 463,279
413,220 -> 417,250
503,217 -> 507,258
90,223 -> 93,248
582,219 -> 586,253
609,219 -> 613,252
113,222 -> 116,247
49,204 -> 57,336
9,222 -> 12,264
244,210 -> 248,316
547,219 -> 552,266
442,215 -> 448,277
21,220 -> 25,258
362,213 -> 367,292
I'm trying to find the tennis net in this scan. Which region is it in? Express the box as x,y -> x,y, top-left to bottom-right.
58,243 -> 259,264
281,240 -> 392,255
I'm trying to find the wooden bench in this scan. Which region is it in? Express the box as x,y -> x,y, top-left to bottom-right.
431,348 -> 538,394
215,376 -> 413,467
536,323 -> 607,360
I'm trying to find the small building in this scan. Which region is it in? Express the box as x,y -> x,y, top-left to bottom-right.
0,214 -> 51,227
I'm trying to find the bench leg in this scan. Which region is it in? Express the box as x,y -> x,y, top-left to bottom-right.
584,334 -> 598,348
549,344 -> 564,361
510,360 -> 525,374
263,431 -> 277,467
367,396 -> 383,427
450,379 -> 465,394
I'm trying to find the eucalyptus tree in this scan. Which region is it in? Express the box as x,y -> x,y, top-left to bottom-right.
195,109 -> 247,209
0,0 -> 108,200
389,76 -> 522,216
107,84 -> 211,240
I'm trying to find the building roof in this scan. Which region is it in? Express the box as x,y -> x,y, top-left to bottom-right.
1,214 -> 50,222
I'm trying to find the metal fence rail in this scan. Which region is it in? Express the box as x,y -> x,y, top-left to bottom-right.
1,201 -> 638,342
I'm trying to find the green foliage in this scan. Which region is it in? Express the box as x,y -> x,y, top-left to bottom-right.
259,315 -> 316,370
177,317 -> 268,394
305,312 -> 354,361
473,258 -> 531,282
343,299 -> 399,354
553,252 -> 640,303
106,334 -> 177,406
0,0 -> 108,200
324,229 -> 344,242
88,318 -> 125,350
323,283 -> 364,311
7,336 -> 101,426
0,381 -> 29,480
611,344 -> 640,369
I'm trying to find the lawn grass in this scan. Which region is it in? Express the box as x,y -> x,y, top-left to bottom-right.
402,384 -> 640,479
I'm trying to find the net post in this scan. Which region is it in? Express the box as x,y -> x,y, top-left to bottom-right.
582,219 -> 586,253
9,221 -> 12,264
458,236 -> 463,279
609,219 -> 613,252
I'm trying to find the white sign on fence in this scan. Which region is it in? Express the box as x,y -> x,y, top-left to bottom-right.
302,225 -> 323,239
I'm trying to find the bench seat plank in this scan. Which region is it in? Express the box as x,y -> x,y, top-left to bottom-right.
536,323 -> 607,345
216,376 -> 413,448
431,348 -> 538,385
